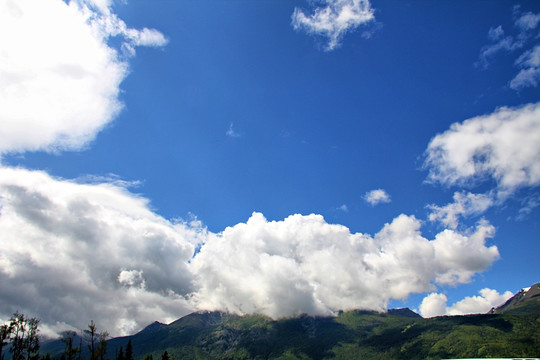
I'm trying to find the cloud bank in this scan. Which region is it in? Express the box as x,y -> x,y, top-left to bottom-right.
292,0 -> 375,50
0,0 -> 167,154
0,167 -> 500,336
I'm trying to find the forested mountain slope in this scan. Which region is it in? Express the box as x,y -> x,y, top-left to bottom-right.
39,284 -> 540,360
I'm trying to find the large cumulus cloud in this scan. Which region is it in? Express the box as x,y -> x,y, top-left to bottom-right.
190,211 -> 498,319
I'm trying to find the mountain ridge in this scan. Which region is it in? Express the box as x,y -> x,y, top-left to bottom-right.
39,282 -> 540,360
489,282 -> 540,314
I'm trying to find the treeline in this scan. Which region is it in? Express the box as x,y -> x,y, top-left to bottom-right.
0,314 -> 169,360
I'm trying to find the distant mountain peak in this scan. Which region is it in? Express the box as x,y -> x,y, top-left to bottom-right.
137,321 -> 166,335
387,307 -> 422,318
489,282 -> 540,314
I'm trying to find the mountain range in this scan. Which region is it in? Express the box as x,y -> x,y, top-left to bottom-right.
41,283 -> 540,360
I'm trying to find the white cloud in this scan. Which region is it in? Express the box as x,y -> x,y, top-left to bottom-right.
292,0 -> 375,51
0,167 -> 500,335
419,288 -> 513,318
418,293 -> 448,318
0,0 -> 167,154
428,191 -> 493,229
447,288 -> 514,315
364,189 -> 391,206
424,102 -> 540,198
431,219 -> 498,285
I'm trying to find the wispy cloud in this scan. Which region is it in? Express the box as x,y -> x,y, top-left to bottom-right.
0,0 -> 167,155
516,194 -> 540,221
477,27 -> 523,69
477,7 -> 540,90
226,122 -> 241,138
292,0 -> 376,51
364,189 -> 391,206
511,44 -> 540,89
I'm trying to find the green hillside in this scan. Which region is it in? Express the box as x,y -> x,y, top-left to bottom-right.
38,308 -> 539,360
37,284 -> 540,360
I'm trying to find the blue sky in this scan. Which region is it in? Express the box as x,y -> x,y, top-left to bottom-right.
0,0 -> 539,336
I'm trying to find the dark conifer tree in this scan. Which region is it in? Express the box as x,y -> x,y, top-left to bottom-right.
160,351 -> 169,360
124,340 -> 133,360
116,347 -> 123,360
